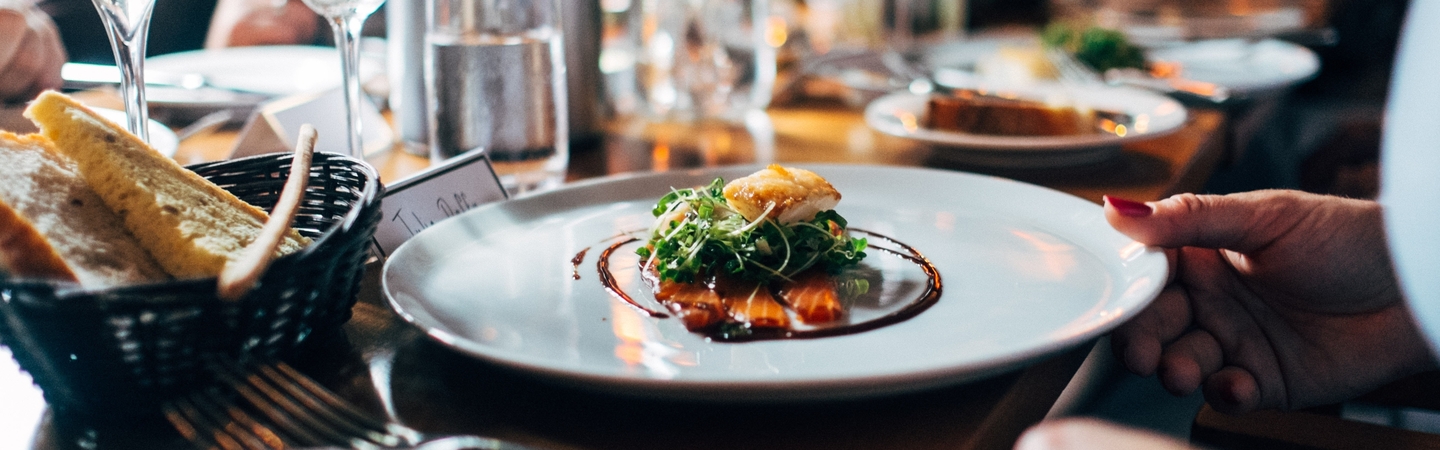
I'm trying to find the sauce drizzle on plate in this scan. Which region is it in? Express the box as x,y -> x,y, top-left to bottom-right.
570,247 -> 590,280
587,229 -> 943,341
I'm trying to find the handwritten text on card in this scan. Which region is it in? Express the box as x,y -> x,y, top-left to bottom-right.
372,151 -> 507,256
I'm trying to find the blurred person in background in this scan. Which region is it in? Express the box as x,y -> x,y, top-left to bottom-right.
0,0 -> 347,104
37,0 -> 367,61
205,0 -> 320,48
35,0 -> 221,63
0,0 -> 64,103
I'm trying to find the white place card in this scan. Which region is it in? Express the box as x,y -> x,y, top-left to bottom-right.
231,87 -> 393,158
371,150 -> 508,256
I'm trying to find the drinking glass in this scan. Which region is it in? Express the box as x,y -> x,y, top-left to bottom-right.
90,0 -> 157,142
426,0 -> 569,195
301,0 -> 386,158
626,0 -> 777,121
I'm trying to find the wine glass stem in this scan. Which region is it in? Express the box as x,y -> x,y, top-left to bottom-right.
330,14 -> 367,159
117,36 -> 150,142
94,2 -> 154,143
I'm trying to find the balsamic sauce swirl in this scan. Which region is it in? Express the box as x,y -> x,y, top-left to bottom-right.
580,229 -> 942,341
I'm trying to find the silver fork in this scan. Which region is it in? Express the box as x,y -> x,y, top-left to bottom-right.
1044,47 -> 1234,105
1045,48 -> 1106,87
163,359 -> 528,450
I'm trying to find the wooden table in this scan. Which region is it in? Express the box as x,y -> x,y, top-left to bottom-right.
1,100 -> 1226,450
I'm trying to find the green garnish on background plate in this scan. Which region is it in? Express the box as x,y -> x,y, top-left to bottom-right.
1041,22 -> 1147,73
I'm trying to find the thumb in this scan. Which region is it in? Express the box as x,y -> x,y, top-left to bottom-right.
1103,191 -> 1313,253
1016,418 -> 1195,450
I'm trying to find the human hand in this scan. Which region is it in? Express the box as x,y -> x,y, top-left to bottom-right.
1104,190 -> 1437,414
0,2 -> 65,103
1016,418 -> 1194,450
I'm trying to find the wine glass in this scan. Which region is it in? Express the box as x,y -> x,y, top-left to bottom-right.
90,0 -> 157,143
302,0 -> 386,159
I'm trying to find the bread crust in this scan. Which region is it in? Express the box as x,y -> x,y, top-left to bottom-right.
0,197 -> 78,282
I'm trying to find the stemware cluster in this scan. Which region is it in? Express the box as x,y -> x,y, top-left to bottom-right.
91,0 -> 384,159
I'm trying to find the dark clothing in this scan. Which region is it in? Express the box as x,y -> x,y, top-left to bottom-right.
38,0 -> 219,64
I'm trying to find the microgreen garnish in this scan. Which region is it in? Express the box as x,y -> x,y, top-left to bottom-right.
637,177 -> 868,285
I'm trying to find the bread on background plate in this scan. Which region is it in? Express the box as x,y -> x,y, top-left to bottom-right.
25,91 -> 310,279
0,131 -> 169,287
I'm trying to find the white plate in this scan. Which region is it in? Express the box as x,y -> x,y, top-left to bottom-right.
147,45 -> 385,97
1382,2 -> 1440,350
1098,6 -> 1308,45
1147,39 -> 1320,95
383,165 -> 1167,401
864,85 -> 1186,168
922,34 -> 1041,73
924,36 -> 1319,97
89,108 -> 178,158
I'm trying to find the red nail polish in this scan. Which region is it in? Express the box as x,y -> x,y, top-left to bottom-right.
1105,195 -> 1153,218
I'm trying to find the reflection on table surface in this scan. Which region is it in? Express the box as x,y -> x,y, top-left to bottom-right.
164,100 -> 1223,205
3,97 -> 1227,450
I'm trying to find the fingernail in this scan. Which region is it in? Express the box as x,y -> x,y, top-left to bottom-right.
1105,195 -> 1153,218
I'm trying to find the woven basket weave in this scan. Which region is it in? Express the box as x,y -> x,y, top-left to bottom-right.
0,151 -> 382,417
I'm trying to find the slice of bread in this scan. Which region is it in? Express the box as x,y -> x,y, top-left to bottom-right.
25,91 -> 310,279
0,131 -> 169,287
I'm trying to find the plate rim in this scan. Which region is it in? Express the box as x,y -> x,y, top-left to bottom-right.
1146,38 -> 1320,95
382,164 -> 1167,401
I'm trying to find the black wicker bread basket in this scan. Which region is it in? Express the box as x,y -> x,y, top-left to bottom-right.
0,151 -> 382,417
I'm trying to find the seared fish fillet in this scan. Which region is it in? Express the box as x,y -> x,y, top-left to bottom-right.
723,165 -> 840,224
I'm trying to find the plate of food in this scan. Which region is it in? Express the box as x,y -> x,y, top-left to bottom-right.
864,82 -> 1187,167
383,164 -> 1166,401
922,28 -> 1317,98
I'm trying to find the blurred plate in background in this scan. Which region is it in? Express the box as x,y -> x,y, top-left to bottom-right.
1146,39 -> 1320,95
924,34 -> 1318,98
0,105 -> 176,158
865,82 -> 1185,168
146,45 -> 385,97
